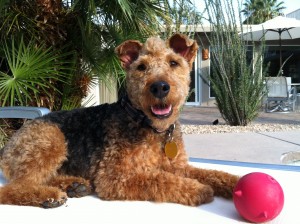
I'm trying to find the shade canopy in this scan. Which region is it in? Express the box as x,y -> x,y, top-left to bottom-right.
242,16 -> 300,41
241,16 -> 300,69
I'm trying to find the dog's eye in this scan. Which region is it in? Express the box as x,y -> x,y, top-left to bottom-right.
170,60 -> 179,67
137,64 -> 146,71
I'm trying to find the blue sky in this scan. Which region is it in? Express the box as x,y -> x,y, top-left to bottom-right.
194,0 -> 300,16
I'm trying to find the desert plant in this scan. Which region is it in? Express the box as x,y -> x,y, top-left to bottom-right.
203,0 -> 267,126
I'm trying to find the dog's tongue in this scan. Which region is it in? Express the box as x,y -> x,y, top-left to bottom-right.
151,105 -> 172,116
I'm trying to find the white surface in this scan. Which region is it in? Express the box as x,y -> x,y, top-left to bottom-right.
0,162 -> 299,224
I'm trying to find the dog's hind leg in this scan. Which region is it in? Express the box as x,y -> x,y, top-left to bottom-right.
0,120 -> 68,208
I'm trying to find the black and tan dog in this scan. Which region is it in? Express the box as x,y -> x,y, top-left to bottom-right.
0,34 -> 239,208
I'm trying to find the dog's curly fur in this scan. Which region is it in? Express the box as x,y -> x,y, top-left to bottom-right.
0,34 -> 239,208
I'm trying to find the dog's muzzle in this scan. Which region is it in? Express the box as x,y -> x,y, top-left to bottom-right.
149,81 -> 172,118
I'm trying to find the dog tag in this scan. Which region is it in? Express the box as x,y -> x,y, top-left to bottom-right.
164,141 -> 178,159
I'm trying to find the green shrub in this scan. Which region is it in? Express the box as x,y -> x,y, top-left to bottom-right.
203,0 -> 266,126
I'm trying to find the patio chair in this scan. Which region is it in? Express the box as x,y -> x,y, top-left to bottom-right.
0,107 -> 50,119
265,77 -> 297,113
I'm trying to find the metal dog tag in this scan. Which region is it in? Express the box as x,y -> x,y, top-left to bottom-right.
164,141 -> 178,159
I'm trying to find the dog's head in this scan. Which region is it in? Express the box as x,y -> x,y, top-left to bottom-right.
116,34 -> 198,131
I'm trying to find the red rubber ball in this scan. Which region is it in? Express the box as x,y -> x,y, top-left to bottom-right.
233,172 -> 284,223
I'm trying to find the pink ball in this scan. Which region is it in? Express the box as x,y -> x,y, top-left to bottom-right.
233,172 -> 284,223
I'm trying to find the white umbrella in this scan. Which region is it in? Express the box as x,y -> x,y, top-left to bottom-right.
242,16 -> 300,69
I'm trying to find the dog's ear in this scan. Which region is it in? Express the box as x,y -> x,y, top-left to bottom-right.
168,34 -> 199,68
115,40 -> 143,70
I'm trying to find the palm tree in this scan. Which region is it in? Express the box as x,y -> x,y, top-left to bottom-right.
242,0 -> 286,24
161,0 -> 202,38
0,0 -> 167,110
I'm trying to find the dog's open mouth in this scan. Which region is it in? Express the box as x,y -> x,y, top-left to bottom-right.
150,104 -> 172,118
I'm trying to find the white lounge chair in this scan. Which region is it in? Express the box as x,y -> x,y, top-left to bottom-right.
265,76 -> 297,112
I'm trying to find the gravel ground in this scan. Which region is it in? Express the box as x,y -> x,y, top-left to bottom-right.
181,123 -> 300,134
179,106 -> 300,134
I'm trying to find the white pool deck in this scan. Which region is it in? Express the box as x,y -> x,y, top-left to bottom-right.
0,160 -> 299,224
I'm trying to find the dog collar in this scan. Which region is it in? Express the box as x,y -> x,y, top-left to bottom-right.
120,96 -> 174,133
120,95 -> 153,128
120,96 -> 178,159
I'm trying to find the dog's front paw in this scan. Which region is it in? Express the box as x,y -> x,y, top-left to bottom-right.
66,182 -> 91,198
199,185 -> 214,204
215,174 -> 240,199
188,184 -> 214,206
41,194 -> 67,208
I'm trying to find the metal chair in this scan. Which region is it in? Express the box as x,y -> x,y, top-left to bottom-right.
265,77 -> 297,112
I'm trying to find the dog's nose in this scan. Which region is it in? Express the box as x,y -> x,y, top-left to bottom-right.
150,81 -> 170,99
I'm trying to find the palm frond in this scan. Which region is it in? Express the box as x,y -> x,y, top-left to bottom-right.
0,37 -> 73,106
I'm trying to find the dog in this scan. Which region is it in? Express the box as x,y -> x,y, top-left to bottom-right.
0,34 -> 239,208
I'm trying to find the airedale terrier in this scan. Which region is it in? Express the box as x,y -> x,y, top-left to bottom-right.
0,34 -> 239,208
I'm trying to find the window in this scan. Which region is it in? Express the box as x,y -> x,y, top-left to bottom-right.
263,46 -> 300,91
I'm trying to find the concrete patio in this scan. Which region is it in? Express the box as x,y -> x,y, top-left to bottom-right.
180,106 -> 300,165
